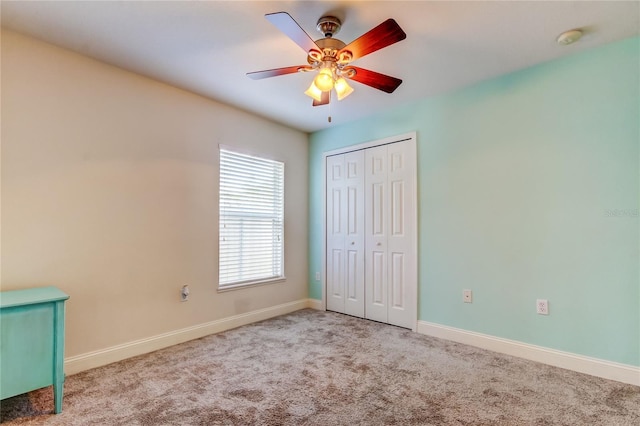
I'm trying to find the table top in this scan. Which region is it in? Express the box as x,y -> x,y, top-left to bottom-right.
0,286 -> 69,309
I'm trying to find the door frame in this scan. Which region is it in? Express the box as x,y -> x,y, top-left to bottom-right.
321,131 -> 418,331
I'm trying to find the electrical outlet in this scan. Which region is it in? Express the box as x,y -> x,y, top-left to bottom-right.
463,289 -> 472,303
536,299 -> 549,315
315,272 -> 320,281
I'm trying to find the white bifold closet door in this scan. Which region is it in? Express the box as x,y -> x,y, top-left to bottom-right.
326,150 -> 365,317
326,138 -> 416,329
364,141 -> 416,328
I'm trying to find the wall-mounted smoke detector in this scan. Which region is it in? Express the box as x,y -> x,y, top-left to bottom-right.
557,29 -> 583,45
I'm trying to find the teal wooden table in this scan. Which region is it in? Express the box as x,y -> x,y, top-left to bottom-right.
0,286 -> 70,414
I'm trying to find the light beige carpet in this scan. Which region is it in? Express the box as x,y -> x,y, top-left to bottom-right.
1,309 -> 639,425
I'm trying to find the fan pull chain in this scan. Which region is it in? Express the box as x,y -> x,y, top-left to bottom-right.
328,100 -> 332,123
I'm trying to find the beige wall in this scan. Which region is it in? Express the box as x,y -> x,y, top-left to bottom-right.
1,30 -> 309,358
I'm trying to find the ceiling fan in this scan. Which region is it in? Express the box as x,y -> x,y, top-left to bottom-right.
247,12 -> 407,107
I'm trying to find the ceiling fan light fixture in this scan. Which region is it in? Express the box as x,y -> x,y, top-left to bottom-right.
304,81 -> 324,102
334,78 -> 354,101
314,66 -> 335,92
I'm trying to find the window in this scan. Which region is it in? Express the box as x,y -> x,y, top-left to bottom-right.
219,147 -> 284,289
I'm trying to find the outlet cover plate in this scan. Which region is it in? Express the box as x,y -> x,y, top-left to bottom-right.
463,289 -> 472,303
536,299 -> 549,315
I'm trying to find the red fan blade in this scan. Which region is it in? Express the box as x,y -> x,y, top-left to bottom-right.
347,67 -> 403,93
266,12 -> 320,54
313,91 -> 330,107
339,19 -> 406,62
247,65 -> 310,80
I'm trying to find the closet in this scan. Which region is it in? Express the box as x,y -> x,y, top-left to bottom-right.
325,135 -> 417,329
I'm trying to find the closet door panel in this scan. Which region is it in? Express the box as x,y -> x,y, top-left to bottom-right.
326,155 -> 345,313
386,140 -> 417,329
344,150 -> 365,317
365,145 -> 388,323
326,151 -> 365,317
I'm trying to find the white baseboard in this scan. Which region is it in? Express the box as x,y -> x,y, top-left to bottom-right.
65,299 -> 313,375
307,298 -> 324,311
417,321 -> 640,387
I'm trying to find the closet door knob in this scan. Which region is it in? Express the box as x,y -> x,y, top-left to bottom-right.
376,242 -> 381,246
350,241 -> 355,245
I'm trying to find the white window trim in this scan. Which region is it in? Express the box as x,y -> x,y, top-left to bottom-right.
217,277 -> 287,293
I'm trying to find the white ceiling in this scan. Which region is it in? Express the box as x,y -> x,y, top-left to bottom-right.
2,1 -> 639,133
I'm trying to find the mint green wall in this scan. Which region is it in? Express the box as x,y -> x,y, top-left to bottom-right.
308,37 -> 639,366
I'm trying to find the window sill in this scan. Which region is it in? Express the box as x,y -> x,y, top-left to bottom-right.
217,276 -> 286,293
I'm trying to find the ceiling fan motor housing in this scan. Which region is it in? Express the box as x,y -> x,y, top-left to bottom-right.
307,38 -> 349,65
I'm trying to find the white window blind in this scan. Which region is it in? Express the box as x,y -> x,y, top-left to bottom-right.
219,148 -> 284,288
